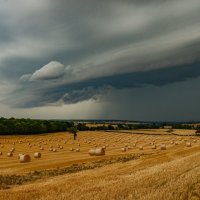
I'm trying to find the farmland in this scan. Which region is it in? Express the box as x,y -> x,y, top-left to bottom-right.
0,129 -> 200,200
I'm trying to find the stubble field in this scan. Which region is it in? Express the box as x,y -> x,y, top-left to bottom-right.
0,129 -> 199,200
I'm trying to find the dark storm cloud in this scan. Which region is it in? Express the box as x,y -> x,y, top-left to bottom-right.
0,0 -> 200,121
97,77 -> 200,122
1,0 -> 200,78
3,61 -> 200,108
0,19 -> 14,45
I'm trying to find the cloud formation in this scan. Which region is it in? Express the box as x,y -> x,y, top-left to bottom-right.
3,60 -> 199,109
0,0 -> 200,120
29,61 -> 65,81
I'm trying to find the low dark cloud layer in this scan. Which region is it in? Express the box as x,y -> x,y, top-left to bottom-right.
0,0 -> 200,120
3,61 -> 200,109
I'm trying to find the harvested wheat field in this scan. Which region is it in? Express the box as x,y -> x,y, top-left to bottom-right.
0,130 -> 200,200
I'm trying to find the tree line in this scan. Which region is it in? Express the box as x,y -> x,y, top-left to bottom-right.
76,123 -> 196,131
0,117 -> 74,135
0,117 -> 198,135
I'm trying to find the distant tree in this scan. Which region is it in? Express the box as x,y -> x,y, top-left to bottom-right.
117,124 -> 124,130
108,124 -> 115,130
77,123 -> 89,131
67,127 -> 78,134
67,127 -> 78,140
127,124 -> 133,130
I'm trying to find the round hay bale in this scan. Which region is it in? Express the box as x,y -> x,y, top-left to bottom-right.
174,142 -> 179,145
75,148 -> 80,152
88,149 -> 96,156
34,152 -> 41,158
160,144 -> 166,150
7,152 -> 13,157
40,147 -> 44,150
52,148 -> 57,152
69,148 -> 74,151
19,154 -> 31,163
139,146 -> 143,150
186,142 -> 191,147
95,147 -> 105,156
0,152 -> 2,155
152,145 -> 157,149
121,147 -> 126,152
18,153 -> 24,159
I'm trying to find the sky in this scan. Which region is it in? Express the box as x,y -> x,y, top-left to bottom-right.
0,0 -> 200,121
